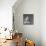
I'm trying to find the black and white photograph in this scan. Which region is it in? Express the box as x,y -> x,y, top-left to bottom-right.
23,14 -> 34,25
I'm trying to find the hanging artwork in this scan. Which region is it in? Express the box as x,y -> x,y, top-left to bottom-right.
23,14 -> 34,25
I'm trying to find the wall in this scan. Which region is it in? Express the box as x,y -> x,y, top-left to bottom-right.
0,0 -> 16,30
13,0 -> 41,46
41,0 -> 46,46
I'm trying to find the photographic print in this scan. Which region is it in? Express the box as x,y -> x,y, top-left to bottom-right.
23,14 -> 34,25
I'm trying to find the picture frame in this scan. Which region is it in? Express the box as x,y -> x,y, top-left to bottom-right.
23,14 -> 34,25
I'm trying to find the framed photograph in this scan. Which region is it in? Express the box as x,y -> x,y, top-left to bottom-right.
23,14 -> 34,25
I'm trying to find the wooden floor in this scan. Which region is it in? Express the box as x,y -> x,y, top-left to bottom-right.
0,39 -> 16,46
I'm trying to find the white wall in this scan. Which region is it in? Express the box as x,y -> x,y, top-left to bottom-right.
41,0 -> 46,46
13,0 -> 41,46
0,0 -> 16,29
